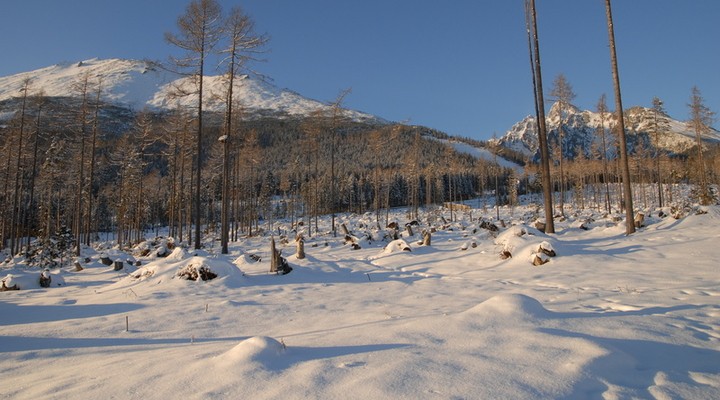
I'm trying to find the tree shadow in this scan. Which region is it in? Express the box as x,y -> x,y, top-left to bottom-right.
0,302 -> 144,326
0,335 -> 246,353
540,328 -> 720,399
264,343 -> 414,372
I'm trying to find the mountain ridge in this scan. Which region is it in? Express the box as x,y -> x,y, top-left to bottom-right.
494,101 -> 720,161
0,58 -> 382,123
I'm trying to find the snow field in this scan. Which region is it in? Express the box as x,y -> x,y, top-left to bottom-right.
2,205 -> 720,399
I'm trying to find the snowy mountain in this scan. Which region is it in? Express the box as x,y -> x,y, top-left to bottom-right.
496,101 -> 720,161
0,58 -> 380,122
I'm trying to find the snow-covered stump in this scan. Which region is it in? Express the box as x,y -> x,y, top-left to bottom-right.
113,261 -> 124,271
460,241 -> 477,251
422,230 -> 431,246
537,241 -> 556,257
270,237 -> 292,275
39,269 -> 52,288
634,212 -> 645,228
295,236 -> 305,260
530,241 -> 556,266
100,255 -> 113,266
531,252 -> 550,266
383,239 -> 412,253
0,280 -> 19,291
341,223 -> 350,236
73,259 -> 84,272
405,224 -> 414,237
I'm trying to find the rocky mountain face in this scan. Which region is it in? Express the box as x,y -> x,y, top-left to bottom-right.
495,101 -> 720,162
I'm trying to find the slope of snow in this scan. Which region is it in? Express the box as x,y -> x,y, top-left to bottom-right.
445,139 -> 524,170
0,58 -> 378,121
0,58 -> 171,107
2,202 -> 720,399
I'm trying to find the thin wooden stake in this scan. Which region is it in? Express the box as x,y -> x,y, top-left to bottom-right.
125,315 -> 129,332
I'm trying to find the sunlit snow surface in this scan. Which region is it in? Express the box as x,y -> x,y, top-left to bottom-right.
2,204 -> 720,399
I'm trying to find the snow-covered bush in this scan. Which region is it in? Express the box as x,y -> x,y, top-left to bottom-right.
23,225 -> 76,268
176,263 -> 218,281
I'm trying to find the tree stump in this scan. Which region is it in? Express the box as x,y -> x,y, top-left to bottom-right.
270,237 -> 279,273
100,256 -> 113,266
634,212 -> 645,228
405,224 -> 414,237
341,223 -> 350,236
113,261 -> 124,271
296,237 -> 305,259
73,260 -> 84,272
422,230 -> 432,246
537,241 -> 556,257
270,237 -> 292,275
39,270 -> 52,288
531,253 -> 549,266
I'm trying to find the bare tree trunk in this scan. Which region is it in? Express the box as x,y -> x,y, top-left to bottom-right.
26,97 -> 44,250
10,79 -> 30,255
605,0 -> 635,234
525,0 -> 555,233
85,79 -> 102,246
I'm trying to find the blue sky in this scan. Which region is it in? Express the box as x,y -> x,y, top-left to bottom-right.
1,0 -> 717,140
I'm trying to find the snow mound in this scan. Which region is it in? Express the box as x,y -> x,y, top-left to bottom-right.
1,268 -> 66,290
382,239 -> 412,254
233,253 -> 262,266
165,246 -> 188,261
494,225 -> 558,265
120,255 -> 244,288
216,336 -> 286,368
464,294 -> 552,320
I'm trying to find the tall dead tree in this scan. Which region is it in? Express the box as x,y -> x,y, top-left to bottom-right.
596,94 -> 612,214
218,6 -> 267,254
687,86 -> 716,205
650,97 -> 669,207
604,0 -> 635,234
329,89 -> 351,237
166,0 -> 223,250
10,78 -> 32,255
72,72 -> 92,255
25,92 -> 46,250
85,78 -> 103,246
524,0 -> 555,233
549,74 -> 576,216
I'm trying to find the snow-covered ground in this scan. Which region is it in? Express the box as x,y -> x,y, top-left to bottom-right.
2,203 -> 720,399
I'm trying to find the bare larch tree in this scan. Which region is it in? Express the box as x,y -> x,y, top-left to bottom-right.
166,0 -> 223,250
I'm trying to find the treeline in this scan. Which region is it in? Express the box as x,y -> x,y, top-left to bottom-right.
0,88 -> 512,255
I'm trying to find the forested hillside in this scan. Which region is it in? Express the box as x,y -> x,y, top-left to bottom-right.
0,90 -> 508,256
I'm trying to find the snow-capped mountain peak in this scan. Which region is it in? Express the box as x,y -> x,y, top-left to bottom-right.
0,58 -> 379,122
495,101 -> 720,159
